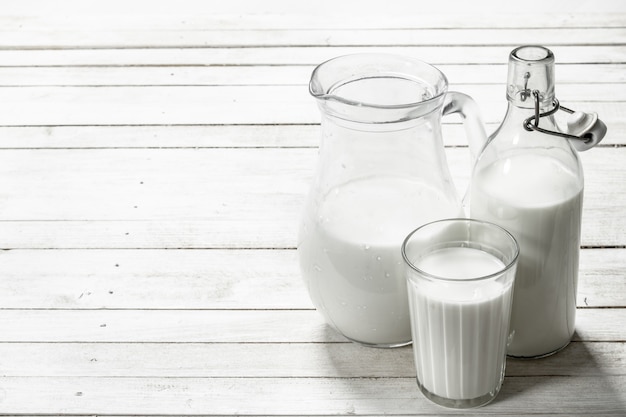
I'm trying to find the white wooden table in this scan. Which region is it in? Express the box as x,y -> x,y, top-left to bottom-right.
0,1 -> 624,415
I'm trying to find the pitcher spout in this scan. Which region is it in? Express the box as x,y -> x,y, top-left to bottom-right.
309,53 -> 448,125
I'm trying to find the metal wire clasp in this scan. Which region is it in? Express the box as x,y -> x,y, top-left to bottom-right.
523,90 -> 591,142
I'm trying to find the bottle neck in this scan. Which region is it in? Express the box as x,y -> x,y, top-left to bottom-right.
506,46 -> 555,110
500,100 -> 557,130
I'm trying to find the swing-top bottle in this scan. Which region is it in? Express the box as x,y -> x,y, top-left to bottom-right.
470,45 -> 584,358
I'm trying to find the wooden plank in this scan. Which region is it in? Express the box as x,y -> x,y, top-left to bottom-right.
0,123 -> 624,149
0,148 -> 621,248
0,83 -> 622,102
0,210 -> 619,250
0,147 -> 312,222
507,342 -> 626,377
0,375 -> 622,415
0,64 -> 624,86
0,309 -> 622,343
0,341 -> 623,378
1,9 -> 624,30
0,85 -> 322,126
0,248 -> 621,310
578,249 -> 626,308
0,309 -> 344,343
0,45 -> 623,67
0,219 -> 302,249
0,125 -> 327,149
0,85 -> 622,126
0,249 -> 314,310
1,28 -> 624,49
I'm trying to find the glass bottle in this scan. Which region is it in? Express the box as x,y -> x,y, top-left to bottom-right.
469,45 -> 584,358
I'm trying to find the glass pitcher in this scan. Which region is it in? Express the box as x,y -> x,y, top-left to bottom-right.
298,53 -> 487,347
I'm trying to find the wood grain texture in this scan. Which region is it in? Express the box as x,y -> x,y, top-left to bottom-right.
0,3 -> 624,416
0,376 -> 623,415
1,64 -> 625,86
0,309 -> 623,343
0,45 -> 624,67
0,124 -> 624,149
0,85 -> 621,126
0,148 -> 621,248
0,248 -> 621,309
0,341 -> 624,378
1,28 -> 624,48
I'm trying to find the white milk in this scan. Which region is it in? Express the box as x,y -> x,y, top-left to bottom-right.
298,176 -> 460,346
471,153 -> 583,357
407,247 -> 514,401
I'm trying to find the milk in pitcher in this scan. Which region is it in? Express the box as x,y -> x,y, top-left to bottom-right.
299,176 -> 460,346
301,53 -> 487,347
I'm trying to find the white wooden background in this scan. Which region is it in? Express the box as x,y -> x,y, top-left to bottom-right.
0,0 -> 624,415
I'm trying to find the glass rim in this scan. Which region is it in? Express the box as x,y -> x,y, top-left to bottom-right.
510,45 -> 555,64
401,218 -> 520,283
309,52 -> 449,110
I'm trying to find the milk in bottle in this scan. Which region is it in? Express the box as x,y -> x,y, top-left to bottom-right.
469,46 -> 585,357
471,154 -> 582,356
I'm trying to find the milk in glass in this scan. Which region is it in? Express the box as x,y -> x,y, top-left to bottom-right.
407,247 -> 514,401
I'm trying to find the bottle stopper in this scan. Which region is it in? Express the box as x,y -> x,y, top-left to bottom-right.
523,91 -> 608,152
565,111 -> 607,151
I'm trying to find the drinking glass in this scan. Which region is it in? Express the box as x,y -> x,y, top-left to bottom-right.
402,218 -> 519,408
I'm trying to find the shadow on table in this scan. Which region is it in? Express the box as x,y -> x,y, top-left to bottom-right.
494,331 -> 626,410
321,328 -> 626,413
504,332 -> 603,377
320,334 -> 429,414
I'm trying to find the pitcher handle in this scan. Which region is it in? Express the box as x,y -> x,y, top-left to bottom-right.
442,92 -> 488,163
